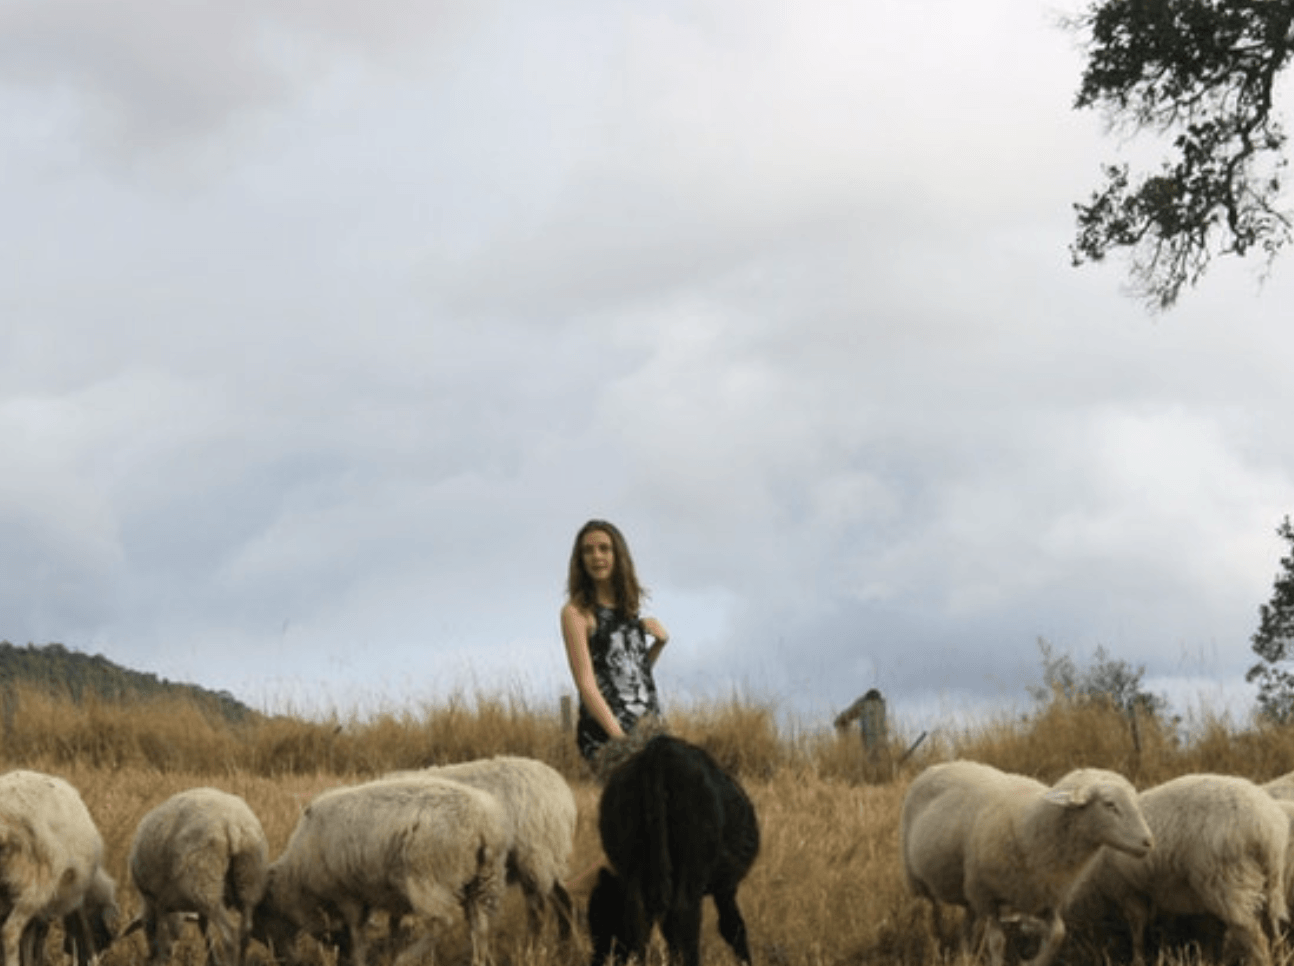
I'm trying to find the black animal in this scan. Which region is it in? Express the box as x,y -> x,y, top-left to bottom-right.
587,734 -> 760,966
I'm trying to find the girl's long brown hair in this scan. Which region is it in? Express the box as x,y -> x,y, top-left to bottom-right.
566,519 -> 645,618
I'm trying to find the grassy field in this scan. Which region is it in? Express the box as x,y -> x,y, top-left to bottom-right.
3,683 -> 1294,966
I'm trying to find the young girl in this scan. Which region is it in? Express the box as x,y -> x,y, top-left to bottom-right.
560,519 -> 669,766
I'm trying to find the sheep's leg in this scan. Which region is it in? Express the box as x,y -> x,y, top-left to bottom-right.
460,883 -> 500,966
332,901 -> 371,966
203,905 -> 242,966
516,878 -> 547,938
919,891 -> 946,946
957,908 -> 981,960
1122,896 -> 1151,966
549,882 -> 575,941
391,931 -> 437,966
5,906 -> 34,966
1224,918 -> 1273,966
1019,911 -> 1065,966
151,912 -> 184,966
61,908 -> 98,966
712,887 -> 752,965
981,915 -> 1009,966
19,916 -> 47,966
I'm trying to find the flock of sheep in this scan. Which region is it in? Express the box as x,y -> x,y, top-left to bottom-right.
0,757 -> 578,966
0,735 -> 761,966
901,760 -> 1294,966
15,737 -> 1294,966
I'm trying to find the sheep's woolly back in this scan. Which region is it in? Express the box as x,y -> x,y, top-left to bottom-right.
129,787 -> 269,916
1273,799 -> 1294,914
901,760 -> 1047,907
0,769 -> 118,965
1096,773 -> 1289,932
414,757 -> 576,893
1265,770 -> 1294,802
267,775 -> 508,935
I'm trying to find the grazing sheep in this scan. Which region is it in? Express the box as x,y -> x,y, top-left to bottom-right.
389,756 -> 576,939
588,734 -> 760,966
1267,798 -> 1294,933
0,769 -> 120,966
900,759 -> 1153,966
1078,772 -> 1289,966
252,775 -> 507,966
125,787 -> 269,966
1263,770 -> 1294,802
15,866 -> 118,966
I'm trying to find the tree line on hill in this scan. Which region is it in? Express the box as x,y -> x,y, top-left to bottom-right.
0,640 -> 257,723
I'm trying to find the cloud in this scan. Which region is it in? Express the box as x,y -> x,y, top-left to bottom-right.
0,0 -> 485,171
2,0 -> 1293,730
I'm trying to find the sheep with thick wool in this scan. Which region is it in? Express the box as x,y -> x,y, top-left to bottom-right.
901,759 -> 1153,966
252,775 -> 507,966
0,769 -> 119,966
1077,772 -> 1288,966
1263,770 -> 1294,802
388,755 -> 576,938
125,787 -> 269,966
1266,797 -> 1294,933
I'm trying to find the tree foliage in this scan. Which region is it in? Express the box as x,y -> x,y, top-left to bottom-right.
0,640 -> 256,723
1069,0 -> 1294,310
1028,637 -> 1168,718
1246,516 -> 1294,722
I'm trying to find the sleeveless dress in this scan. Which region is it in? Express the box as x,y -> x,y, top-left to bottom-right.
576,604 -> 663,762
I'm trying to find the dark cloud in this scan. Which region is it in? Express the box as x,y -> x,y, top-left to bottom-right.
0,0 -> 1291,726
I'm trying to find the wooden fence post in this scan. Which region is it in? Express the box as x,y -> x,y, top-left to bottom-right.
834,688 -> 893,783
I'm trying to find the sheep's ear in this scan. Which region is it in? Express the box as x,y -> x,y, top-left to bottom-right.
1044,787 -> 1093,808
1046,785 -> 1099,808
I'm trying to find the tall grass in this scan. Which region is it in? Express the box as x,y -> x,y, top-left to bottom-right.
4,681 -> 1294,966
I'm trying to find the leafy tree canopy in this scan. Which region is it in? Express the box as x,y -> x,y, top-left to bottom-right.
1029,637 -> 1168,718
1246,516 -> 1294,722
1069,0 -> 1294,310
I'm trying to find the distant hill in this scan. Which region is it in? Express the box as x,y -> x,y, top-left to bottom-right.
0,641 -> 258,723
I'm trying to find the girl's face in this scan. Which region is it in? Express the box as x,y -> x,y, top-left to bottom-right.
580,529 -> 616,583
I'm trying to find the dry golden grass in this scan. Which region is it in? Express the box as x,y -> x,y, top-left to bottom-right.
4,682 -> 1294,966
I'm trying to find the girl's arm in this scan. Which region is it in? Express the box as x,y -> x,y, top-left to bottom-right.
561,602 -> 625,739
641,616 -> 669,667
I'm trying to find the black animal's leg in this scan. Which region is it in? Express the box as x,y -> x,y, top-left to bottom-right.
589,868 -> 649,966
713,888 -> 752,964
661,899 -> 703,966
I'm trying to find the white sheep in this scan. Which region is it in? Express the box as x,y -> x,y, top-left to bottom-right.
252,775 -> 507,966
1269,798 -> 1294,929
125,787 -> 269,966
900,759 -> 1153,966
0,769 -> 120,966
1263,770 -> 1294,802
1079,772 -> 1289,966
389,756 -> 576,938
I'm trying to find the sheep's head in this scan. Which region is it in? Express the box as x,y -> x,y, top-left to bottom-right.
249,890 -> 299,965
1047,770 -> 1154,858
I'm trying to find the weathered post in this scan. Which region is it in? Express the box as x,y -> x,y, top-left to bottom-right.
834,688 -> 892,783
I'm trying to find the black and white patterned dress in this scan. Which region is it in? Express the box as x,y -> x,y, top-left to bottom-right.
576,604 -> 662,762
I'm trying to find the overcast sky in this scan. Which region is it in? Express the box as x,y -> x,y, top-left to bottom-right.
3,0 -> 1293,733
